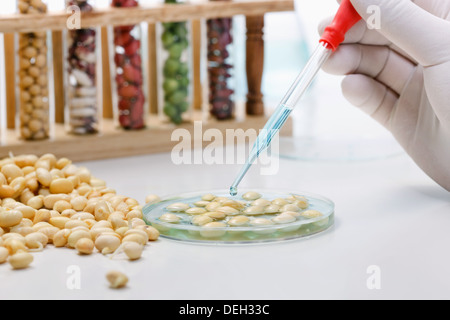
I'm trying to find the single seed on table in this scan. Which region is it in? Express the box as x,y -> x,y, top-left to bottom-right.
186,207 -> 207,215
106,270 -> 128,289
9,251 -> 33,269
242,192 -> 262,201
75,238 -> 95,255
191,215 -> 213,226
201,194 -> 216,202
264,205 -> 280,214
200,222 -> 227,238
227,215 -> 250,227
280,204 -> 300,213
251,199 -> 271,207
122,242 -> 144,260
243,206 -> 266,216
301,210 -> 323,219
159,213 -> 181,223
145,194 -> 161,204
166,203 -> 190,212
272,213 -> 296,224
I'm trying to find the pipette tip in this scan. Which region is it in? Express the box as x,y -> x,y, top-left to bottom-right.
229,186 -> 238,197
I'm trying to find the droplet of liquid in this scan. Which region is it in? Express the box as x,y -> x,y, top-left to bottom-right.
229,186 -> 237,197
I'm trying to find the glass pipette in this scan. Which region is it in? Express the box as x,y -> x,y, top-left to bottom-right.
230,0 -> 362,196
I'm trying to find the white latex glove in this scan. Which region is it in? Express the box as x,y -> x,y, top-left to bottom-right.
319,0 -> 450,191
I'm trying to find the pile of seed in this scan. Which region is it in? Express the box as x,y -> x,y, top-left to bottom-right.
0,153 -> 160,271
158,191 -> 324,237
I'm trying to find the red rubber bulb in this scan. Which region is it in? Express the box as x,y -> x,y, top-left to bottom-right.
320,0 -> 362,51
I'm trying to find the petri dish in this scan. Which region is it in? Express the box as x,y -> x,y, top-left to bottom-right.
143,189 -> 334,244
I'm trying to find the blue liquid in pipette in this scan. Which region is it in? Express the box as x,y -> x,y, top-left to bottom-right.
229,104 -> 293,196
254,105 -> 293,156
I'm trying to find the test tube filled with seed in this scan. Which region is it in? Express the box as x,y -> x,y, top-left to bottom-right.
110,0 -> 147,130
207,0 -> 235,120
65,0 -> 102,135
16,0 -> 52,140
157,0 -> 193,125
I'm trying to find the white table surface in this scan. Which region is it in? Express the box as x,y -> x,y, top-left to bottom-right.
1,146 -> 449,300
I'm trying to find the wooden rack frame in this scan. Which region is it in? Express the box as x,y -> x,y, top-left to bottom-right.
0,0 -> 295,162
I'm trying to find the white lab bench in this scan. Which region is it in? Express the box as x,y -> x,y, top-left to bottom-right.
1,147 -> 449,300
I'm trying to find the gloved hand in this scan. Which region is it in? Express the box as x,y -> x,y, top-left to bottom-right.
319,0 -> 450,191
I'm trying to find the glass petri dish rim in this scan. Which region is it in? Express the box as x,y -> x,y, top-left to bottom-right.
143,188 -> 335,233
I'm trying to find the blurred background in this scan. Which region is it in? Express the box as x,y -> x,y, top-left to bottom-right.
0,0 -> 403,161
